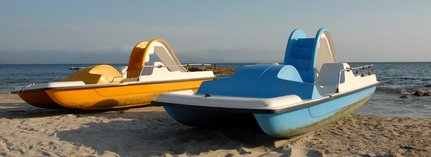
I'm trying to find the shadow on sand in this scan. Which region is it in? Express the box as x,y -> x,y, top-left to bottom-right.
0,102 -> 145,119
0,102 -> 322,156
55,114 -> 276,156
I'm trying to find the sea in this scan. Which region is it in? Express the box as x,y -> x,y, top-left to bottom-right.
1,62 -> 430,119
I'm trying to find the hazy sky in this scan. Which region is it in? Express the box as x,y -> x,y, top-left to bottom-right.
1,0 -> 430,64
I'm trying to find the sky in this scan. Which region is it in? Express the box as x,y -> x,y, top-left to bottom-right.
1,0 -> 431,64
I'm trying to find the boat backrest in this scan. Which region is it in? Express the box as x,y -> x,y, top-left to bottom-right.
314,63 -> 348,95
315,63 -> 347,86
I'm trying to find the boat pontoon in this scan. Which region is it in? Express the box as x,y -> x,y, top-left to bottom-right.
152,28 -> 379,138
12,39 -> 214,110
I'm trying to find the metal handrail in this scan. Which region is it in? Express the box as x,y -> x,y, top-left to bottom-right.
69,63 -> 212,70
144,63 -> 211,69
16,83 -> 35,95
336,64 -> 373,93
142,64 -> 211,71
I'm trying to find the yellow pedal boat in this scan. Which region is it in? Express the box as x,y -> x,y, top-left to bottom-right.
12,39 -> 214,110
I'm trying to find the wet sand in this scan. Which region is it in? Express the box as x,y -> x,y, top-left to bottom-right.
0,93 -> 430,156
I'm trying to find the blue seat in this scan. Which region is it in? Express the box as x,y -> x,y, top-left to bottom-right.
197,65 -> 322,100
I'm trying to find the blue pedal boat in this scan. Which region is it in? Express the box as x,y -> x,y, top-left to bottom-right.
152,28 -> 379,138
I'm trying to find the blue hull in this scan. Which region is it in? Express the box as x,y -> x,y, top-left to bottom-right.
163,86 -> 376,138
254,86 -> 376,138
157,28 -> 379,138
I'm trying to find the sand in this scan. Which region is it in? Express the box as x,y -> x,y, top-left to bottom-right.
0,93 -> 430,157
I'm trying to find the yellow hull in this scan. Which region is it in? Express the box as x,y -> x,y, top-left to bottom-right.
23,79 -> 211,110
14,39 -> 215,110
18,91 -> 64,109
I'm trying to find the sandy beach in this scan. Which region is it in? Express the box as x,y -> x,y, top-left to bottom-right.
0,93 -> 430,157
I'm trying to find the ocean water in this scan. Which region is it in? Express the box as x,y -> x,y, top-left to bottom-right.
351,62 -> 431,119
1,62 -> 430,119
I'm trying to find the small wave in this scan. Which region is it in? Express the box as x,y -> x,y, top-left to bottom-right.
376,86 -> 406,94
409,104 -> 427,109
377,86 -> 431,95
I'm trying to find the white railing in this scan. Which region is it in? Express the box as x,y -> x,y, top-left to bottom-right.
336,64 -> 373,92
143,64 -> 212,71
70,63 -> 212,71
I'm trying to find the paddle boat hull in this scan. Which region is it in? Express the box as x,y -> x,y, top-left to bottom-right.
12,39 -> 214,110
160,65 -> 377,137
16,90 -> 64,109
46,79 -> 211,110
253,86 -> 375,138
153,28 -> 379,138
15,78 -> 211,110
162,86 -> 375,138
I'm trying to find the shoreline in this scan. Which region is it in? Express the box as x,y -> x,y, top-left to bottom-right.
1,93 -> 430,156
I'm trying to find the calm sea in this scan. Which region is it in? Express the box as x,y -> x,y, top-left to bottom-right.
1,63 -> 430,119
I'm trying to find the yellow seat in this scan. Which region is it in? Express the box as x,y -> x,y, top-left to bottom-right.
60,65 -> 125,84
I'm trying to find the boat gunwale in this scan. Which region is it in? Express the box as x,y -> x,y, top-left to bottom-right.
153,82 -> 380,114
11,77 -> 215,94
